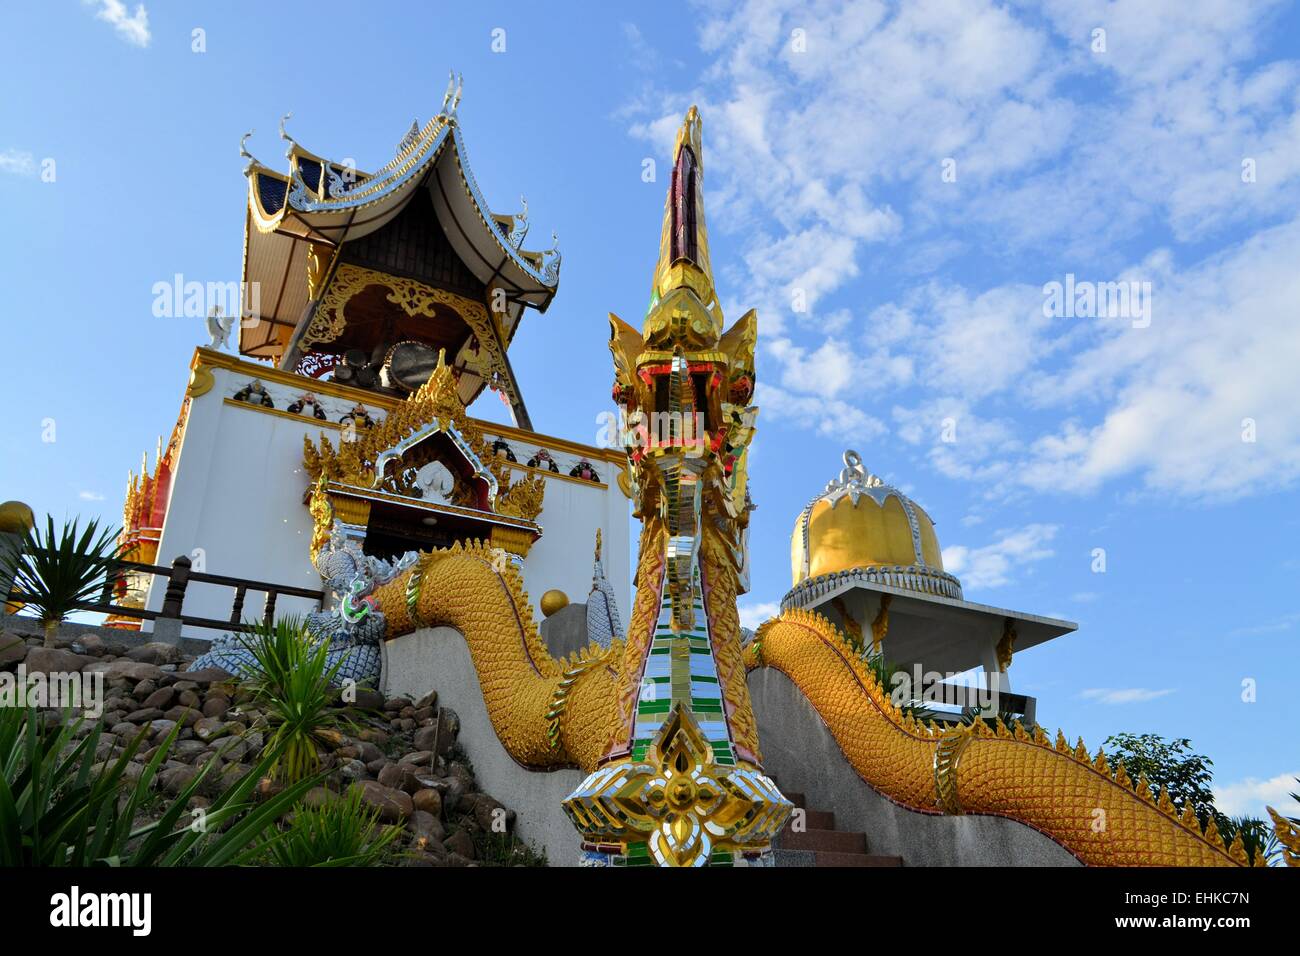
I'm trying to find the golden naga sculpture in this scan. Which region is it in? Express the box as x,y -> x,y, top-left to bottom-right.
360,108 -> 1274,867
746,608 -> 1262,866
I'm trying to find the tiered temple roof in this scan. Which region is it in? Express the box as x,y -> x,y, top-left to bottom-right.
239,76 -> 561,427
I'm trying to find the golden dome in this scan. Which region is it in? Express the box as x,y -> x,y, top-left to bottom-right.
540,589 -> 570,618
0,500 -> 35,535
789,451 -> 962,600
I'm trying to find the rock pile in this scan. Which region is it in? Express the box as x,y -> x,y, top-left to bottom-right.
0,626 -> 543,866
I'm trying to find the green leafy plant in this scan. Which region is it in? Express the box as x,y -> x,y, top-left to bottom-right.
237,615 -> 349,784
1102,733 -> 1223,828
0,704 -> 319,866
862,653 -> 937,720
1,515 -> 121,646
256,788 -> 399,866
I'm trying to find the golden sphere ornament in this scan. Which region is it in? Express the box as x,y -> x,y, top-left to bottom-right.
539,589 -> 569,618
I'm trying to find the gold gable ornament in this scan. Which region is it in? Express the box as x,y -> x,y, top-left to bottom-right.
303,350 -> 543,565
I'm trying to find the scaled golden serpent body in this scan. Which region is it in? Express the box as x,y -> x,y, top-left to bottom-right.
371,537 -> 1251,865
746,609 -> 1252,867
370,540 -> 623,772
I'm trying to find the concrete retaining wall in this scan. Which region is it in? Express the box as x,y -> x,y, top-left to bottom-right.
748,668 -> 1080,867
378,626 -> 1080,867
381,627 -> 586,867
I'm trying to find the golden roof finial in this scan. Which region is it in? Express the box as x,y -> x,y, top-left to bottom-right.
650,105 -> 716,318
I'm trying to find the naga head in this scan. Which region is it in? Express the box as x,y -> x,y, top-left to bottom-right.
609,107 -> 758,623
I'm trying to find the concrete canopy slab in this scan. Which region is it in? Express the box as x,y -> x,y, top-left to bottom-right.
788,575 -> 1076,676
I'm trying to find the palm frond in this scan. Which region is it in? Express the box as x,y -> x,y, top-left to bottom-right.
1,515 -> 121,626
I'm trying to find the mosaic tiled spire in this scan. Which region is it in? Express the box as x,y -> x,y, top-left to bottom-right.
562,107 -> 791,866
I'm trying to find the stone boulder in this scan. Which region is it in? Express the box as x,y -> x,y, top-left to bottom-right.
86,660 -> 164,682
25,646 -> 95,675
0,635 -> 27,666
125,642 -> 186,666
353,780 -> 413,823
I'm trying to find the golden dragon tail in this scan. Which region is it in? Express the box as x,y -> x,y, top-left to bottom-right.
745,607 -> 1256,867
370,540 -> 621,772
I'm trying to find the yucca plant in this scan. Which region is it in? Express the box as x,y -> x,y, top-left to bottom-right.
236,616 -> 349,784
256,787 -> 399,866
0,704 -> 320,866
1,515 -> 121,646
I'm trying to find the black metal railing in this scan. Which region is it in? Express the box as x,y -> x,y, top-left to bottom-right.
5,554 -> 323,634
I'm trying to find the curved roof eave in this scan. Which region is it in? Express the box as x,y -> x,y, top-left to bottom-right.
443,126 -> 561,302
237,105 -> 564,357
266,121 -> 561,303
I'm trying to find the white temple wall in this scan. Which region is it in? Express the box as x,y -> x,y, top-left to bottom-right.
143,366 -> 326,636
145,358 -> 630,640
496,461 -> 630,617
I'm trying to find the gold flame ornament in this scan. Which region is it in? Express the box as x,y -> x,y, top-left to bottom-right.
562,703 -> 791,867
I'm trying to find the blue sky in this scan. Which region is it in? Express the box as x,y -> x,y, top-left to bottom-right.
1,1 -> 1297,818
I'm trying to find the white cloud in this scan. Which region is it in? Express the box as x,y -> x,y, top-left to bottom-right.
623,0 -> 1300,504
738,600 -> 782,630
78,491 -> 106,502
1016,220 -> 1300,499
892,400 -> 1021,485
1213,770 -> 1300,818
941,523 -> 1057,590
905,283 -> 1057,401
755,382 -> 886,443
0,149 -> 37,177
84,0 -> 150,48
870,216 -> 1300,501
1079,687 -> 1176,705
768,337 -> 860,399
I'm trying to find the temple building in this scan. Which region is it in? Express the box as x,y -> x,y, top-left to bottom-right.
119,81 -> 630,638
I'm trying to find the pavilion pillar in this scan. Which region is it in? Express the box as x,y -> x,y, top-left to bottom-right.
978,627 -> 1008,713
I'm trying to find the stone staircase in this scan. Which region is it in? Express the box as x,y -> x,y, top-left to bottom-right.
772,787 -> 903,867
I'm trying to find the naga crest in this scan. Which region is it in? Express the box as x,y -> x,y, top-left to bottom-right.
609,106 -> 759,625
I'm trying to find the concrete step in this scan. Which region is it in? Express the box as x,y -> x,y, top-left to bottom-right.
778,827 -> 866,854
770,780 -> 904,867
798,808 -> 836,830
815,850 -> 904,867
